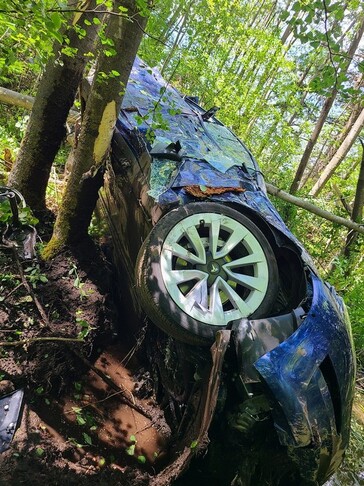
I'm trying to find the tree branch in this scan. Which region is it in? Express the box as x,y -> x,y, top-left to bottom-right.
266,183 -> 364,235
0,87 -> 79,124
0,336 -> 84,347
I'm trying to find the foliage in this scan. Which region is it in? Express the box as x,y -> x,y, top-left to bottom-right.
0,1 -> 68,87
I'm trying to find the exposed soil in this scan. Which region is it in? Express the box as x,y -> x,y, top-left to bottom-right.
2,234 -> 361,486
0,240 -> 173,486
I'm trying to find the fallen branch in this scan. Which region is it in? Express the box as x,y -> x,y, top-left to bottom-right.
0,336 -> 84,347
12,248 -> 50,327
0,86 -> 79,124
266,183 -> 364,235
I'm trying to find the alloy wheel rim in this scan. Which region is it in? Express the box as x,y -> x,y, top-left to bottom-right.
160,212 -> 269,326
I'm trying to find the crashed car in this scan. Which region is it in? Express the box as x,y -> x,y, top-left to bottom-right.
102,57 -> 356,484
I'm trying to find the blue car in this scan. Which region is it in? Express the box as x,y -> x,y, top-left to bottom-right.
103,57 -> 356,484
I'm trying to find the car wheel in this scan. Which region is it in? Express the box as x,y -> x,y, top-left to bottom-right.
136,202 -> 278,344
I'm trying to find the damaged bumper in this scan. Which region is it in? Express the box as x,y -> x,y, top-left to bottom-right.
249,271 -> 356,482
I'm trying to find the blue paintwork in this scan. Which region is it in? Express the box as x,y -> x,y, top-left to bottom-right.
254,271 -> 355,481
117,57 -> 312,262
113,56 -> 357,484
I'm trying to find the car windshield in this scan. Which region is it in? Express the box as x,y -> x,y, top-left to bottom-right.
202,120 -> 257,172
119,57 -> 258,175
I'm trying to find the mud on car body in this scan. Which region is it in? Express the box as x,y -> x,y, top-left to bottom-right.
102,57 -> 356,484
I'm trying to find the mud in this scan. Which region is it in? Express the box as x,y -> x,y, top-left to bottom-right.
0,242 -> 173,485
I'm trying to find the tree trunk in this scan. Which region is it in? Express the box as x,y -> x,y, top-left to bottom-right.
8,3 -> 99,211
344,139 -> 364,256
160,1 -> 192,75
289,15 -> 364,195
44,0 -> 149,258
0,87 -> 80,123
302,74 -> 364,187
309,107 -> 364,196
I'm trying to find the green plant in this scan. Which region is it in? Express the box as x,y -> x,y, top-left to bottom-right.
125,434 -> 137,456
71,406 -> 98,430
68,263 -> 93,300
24,264 -> 48,288
75,310 -> 95,339
35,447 -> 44,457
0,200 -> 38,226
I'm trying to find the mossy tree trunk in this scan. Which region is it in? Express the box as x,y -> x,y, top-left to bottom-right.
8,2 -> 100,211
44,0 -> 149,258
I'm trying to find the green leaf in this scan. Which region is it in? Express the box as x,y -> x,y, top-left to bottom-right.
77,415 -> 86,426
125,444 -> 135,456
83,433 -> 92,445
138,455 -> 146,464
35,447 -> 44,457
50,12 -> 62,31
190,440 -> 198,449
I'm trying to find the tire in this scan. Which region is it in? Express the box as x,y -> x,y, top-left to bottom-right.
135,202 -> 279,345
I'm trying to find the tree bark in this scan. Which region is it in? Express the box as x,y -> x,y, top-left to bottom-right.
266,183 -> 364,235
309,107 -> 364,196
289,15 -> 364,195
44,0 -> 149,257
0,86 -> 80,123
344,138 -> 364,256
8,3 -> 99,211
301,74 -> 364,188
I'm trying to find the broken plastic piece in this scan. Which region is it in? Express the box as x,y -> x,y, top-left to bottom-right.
0,389 -> 24,453
202,106 -> 220,121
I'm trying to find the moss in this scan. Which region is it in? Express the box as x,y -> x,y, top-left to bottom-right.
42,234 -> 66,260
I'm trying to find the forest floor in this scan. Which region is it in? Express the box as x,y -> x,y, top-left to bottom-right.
0,237 -> 174,486
1,231 -> 364,486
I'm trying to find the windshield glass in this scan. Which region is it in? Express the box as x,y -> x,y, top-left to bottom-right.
120,57 -> 259,175
202,121 -> 256,172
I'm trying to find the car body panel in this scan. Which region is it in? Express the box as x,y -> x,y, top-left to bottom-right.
102,56 -> 357,484
254,272 -> 356,481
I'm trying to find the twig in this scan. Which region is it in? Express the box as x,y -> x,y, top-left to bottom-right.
0,336 -> 84,347
12,247 -> 50,327
134,18 -> 170,47
322,0 -> 339,90
1,282 -> 24,301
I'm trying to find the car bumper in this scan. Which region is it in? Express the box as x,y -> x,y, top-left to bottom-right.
254,271 -> 356,482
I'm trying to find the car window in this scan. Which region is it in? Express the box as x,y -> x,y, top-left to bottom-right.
202,121 -> 257,172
